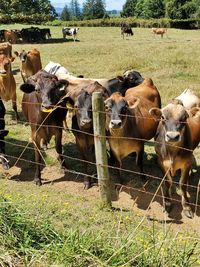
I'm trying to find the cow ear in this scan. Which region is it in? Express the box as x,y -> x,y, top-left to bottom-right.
149,107 -> 162,120
14,51 -> 19,57
65,96 -> 74,109
117,76 -> 124,82
189,107 -> 200,118
127,97 -> 140,109
57,79 -> 69,91
20,83 -> 35,93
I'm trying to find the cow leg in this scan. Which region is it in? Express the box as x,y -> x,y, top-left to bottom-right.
180,168 -> 193,218
136,146 -> 146,181
55,129 -> 67,169
34,144 -> 42,186
12,93 -> 20,121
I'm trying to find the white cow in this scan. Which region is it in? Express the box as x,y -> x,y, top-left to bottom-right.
175,88 -> 200,110
44,61 -> 69,76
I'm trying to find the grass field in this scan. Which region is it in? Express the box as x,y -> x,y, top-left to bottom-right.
0,25 -> 200,266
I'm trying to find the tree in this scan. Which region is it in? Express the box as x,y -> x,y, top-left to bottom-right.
69,0 -> 82,20
0,0 -> 57,19
135,0 -> 165,18
166,0 -> 198,19
121,0 -> 138,17
82,0 -> 106,19
61,4 -> 71,21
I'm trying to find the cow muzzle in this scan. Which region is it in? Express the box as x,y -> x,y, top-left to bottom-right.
80,118 -> 92,128
0,154 -> 10,170
109,120 -> 122,129
165,131 -> 181,142
0,71 -> 7,77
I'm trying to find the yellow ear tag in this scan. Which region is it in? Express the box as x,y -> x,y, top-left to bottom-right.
42,108 -> 53,113
66,102 -> 73,109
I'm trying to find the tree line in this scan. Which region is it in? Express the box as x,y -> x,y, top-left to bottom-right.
121,0 -> 200,20
0,0 -> 199,22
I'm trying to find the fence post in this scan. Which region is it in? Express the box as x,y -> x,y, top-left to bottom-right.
92,92 -> 111,208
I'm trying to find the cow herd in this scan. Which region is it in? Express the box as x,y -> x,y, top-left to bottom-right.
0,27 -> 80,44
0,41 -> 200,219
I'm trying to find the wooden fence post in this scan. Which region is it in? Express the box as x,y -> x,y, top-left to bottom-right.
92,92 -> 111,208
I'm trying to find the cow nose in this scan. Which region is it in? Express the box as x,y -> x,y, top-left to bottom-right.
0,70 -> 7,75
165,131 -> 180,142
80,118 -> 92,126
110,120 -> 122,129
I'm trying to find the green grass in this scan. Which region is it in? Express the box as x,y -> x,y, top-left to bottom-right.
0,25 -> 200,266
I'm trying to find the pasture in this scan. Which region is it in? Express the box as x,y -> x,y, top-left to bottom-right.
0,25 -> 200,266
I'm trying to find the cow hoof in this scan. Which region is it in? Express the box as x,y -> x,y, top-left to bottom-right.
35,180 -> 42,186
183,209 -> 193,219
84,182 -> 91,190
163,202 -> 172,214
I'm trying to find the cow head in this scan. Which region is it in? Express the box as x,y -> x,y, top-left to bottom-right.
74,89 -> 93,129
122,70 -> 144,87
14,50 -> 27,62
0,54 -> 13,76
149,99 -> 189,143
20,70 -> 69,112
105,92 -> 140,130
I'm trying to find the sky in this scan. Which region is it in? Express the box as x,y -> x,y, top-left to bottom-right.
50,0 -> 126,10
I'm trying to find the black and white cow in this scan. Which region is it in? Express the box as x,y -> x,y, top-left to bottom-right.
62,28 -> 79,42
0,99 -> 9,170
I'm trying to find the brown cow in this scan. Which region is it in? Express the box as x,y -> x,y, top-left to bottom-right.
0,53 -> 19,120
149,99 -> 200,218
4,30 -> 21,44
0,42 -> 13,59
105,78 -> 161,183
152,28 -> 167,38
66,81 -> 109,189
20,70 -> 69,186
14,48 -> 42,82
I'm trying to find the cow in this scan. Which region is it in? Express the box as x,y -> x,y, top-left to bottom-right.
40,28 -> 51,40
20,70 -> 70,186
175,88 -> 200,110
104,78 -> 161,184
149,99 -> 200,218
57,69 -> 144,96
121,25 -> 134,39
14,48 -> 42,83
4,29 -> 21,44
0,53 -> 19,121
65,81 -> 109,189
0,99 -> 9,170
152,28 -> 167,38
62,28 -> 79,42
20,27 -> 42,43
44,61 -> 69,75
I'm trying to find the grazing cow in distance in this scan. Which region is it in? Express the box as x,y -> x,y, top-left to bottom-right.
149,99 -> 200,218
152,27 -> 167,38
65,81 -> 109,189
121,24 -> 134,39
105,78 -> 161,184
44,61 -> 69,75
0,53 -> 19,121
20,70 -> 70,186
175,88 -> 200,110
62,27 -> 79,42
4,30 -> 21,44
0,99 -> 9,170
14,48 -> 42,82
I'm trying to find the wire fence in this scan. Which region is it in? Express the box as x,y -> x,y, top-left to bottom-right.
2,99 -> 200,215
